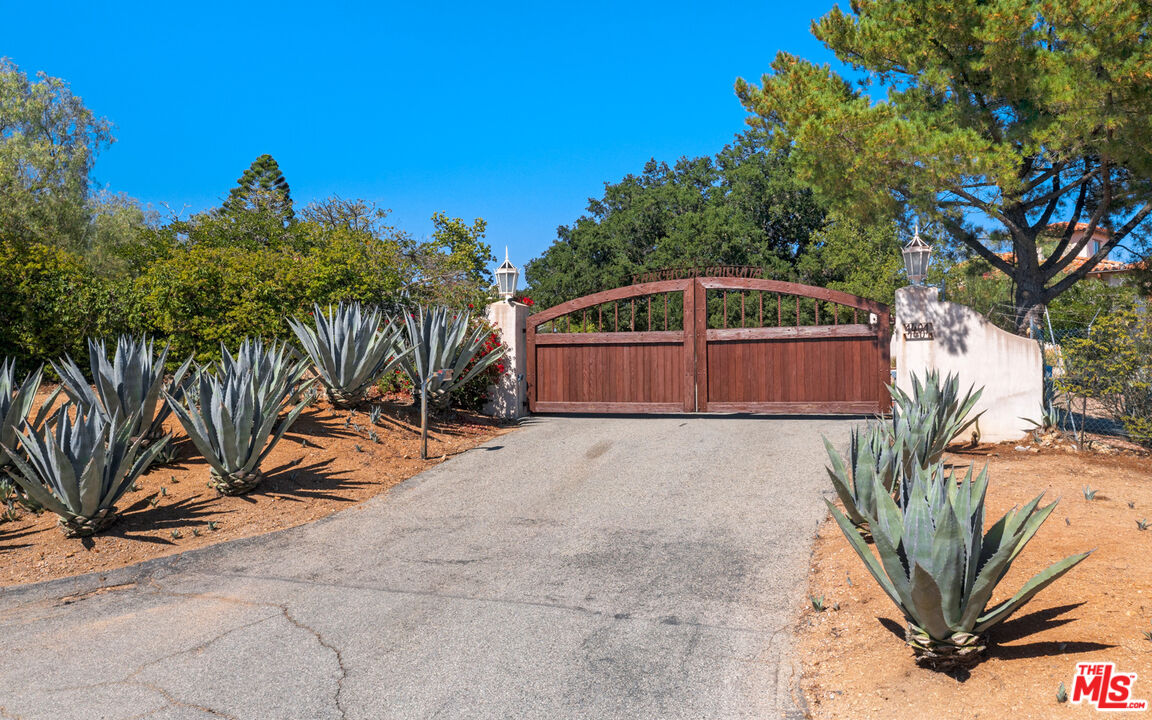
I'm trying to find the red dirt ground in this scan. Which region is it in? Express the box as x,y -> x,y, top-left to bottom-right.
797,444 -> 1152,719
0,388 -> 510,586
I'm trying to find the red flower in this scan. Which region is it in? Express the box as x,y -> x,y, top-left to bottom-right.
468,303 -> 474,309
495,363 -> 505,373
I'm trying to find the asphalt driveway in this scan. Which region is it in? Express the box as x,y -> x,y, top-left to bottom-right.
0,415 -> 855,719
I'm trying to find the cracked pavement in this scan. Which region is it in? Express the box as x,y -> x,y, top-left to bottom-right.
0,415 -> 854,719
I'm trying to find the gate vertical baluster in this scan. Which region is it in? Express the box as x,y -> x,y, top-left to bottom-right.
664,294 -> 668,330
741,292 -> 745,328
758,291 -> 763,327
815,299 -> 820,326
614,302 -> 618,332
647,296 -> 652,331
630,298 -> 635,332
777,294 -> 782,326
853,308 -> 858,324
567,314 -> 571,333
834,303 -> 839,326
598,304 -> 603,332
795,295 -> 800,326
723,292 -> 728,329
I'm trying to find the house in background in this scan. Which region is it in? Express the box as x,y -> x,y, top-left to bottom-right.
1042,222 -> 1136,287
988,222 -> 1138,287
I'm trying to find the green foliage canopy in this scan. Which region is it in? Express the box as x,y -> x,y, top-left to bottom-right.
0,58 -> 114,252
737,0 -> 1152,330
525,132 -> 830,308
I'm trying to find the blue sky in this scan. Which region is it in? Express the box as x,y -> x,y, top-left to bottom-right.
1,1 -> 841,270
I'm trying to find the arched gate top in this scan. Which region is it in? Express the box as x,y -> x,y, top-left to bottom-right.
528,277 -> 889,329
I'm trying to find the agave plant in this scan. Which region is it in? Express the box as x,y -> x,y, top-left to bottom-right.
218,337 -> 308,406
827,460 -> 1091,670
53,335 -> 192,450
890,370 -> 983,466
0,359 -> 57,475
287,302 -> 408,408
399,306 -> 506,408
399,306 -> 507,458
824,423 -> 906,536
1,404 -> 170,536
165,355 -> 314,495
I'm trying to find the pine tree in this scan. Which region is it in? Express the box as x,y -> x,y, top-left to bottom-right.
221,154 -> 295,223
736,0 -> 1152,331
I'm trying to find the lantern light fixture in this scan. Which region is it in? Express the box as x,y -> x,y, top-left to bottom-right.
902,223 -> 932,286
495,247 -> 519,301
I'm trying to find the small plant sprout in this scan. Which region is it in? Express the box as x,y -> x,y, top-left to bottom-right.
832,601 -> 841,611
159,486 -> 167,497
171,529 -> 181,539
1083,485 -> 1098,501
208,521 -> 219,531
170,475 -> 178,484
1142,626 -> 1152,643
1129,501 -> 1136,509
369,405 -> 383,425
191,527 -> 200,537
148,497 -> 159,508
1057,682 -> 1068,703
354,444 -> 364,453
811,595 -> 826,612
368,429 -> 379,444
1065,517 -> 1071,526
845,572 -> 853,587
1138,519 -> 1150,531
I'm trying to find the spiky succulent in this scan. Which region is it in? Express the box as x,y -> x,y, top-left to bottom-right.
165,353 -> 314,495
399,306 -> 506,408
218,337 -> 308,406
53,335 -> 192,447
287,302 -> 408,408
824,423 -> 906,534
890,370 -> 983,464
827,461 -> 1091,670
1,404 -> 170,536
0,359 -> 57,474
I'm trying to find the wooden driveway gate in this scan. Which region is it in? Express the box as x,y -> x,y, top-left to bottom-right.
526,277 -> 891,414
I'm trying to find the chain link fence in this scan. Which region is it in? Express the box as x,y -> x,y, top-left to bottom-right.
1035,324 -> 1131,441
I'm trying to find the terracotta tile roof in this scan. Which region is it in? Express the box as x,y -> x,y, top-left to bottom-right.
993,252 -> 1131,273
1044,222 -> 1111,236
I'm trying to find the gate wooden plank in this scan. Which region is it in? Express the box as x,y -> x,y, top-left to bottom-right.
535,331 -> 683,345
692,279 -> 708,412
682,282 -> 696,412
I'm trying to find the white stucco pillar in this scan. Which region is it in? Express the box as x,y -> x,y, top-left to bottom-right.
892,286 -> 1042,443
484,300 -> 529,419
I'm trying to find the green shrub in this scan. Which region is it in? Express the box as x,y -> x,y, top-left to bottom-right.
0,239 -> 135,371
1057,307 -> 1152,446
136,233 -> 406,366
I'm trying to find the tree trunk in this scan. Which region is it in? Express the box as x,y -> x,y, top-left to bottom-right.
1013,275 -> 1045,335
1009,224 -> 1045,335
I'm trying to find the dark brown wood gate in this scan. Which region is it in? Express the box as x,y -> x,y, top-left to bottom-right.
526,277 -> 890,414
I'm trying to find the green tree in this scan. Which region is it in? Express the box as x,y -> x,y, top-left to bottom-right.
797,214 -> 905,305
525,132 -> 830,308
0,58 -> 114,250
736,0 -> 1152,331
221,153 -> 295,223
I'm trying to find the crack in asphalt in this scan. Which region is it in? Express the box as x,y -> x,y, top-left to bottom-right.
280,605 -> 348,719
143,578 -> 348,720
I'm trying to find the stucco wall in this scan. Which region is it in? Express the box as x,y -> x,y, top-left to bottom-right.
892,286 -> 1041,443
484,300 -> 529,420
